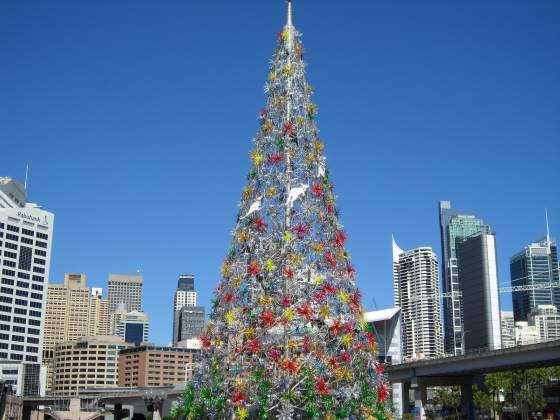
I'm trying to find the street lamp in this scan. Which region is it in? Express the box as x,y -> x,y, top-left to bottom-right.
143,389 -> 167,420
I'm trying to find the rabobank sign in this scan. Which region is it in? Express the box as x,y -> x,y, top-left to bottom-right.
17,211 -> 49,225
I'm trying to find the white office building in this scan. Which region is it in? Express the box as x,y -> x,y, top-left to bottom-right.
0,176 -> 54,396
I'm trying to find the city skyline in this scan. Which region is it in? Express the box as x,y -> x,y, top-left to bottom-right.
2,1 -> 559,346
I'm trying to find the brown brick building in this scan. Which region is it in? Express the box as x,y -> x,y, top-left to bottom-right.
118,345 -> 199,387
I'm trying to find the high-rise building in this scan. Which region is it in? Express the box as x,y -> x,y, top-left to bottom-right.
173,274 -> 197,345
529,305 -> 560,341
123,310 -> 149,346
118,345 -> 200,387
110,306 -> 149,346
178,306 -> 205,343
439,201 -> 491,355
457,232 -> 502,351
107,273 -> 143,313
0,176 -> 54,396
510,237 -> 560,322
501,311 -> 515,348
365,308 -> 403,418
51,336 -> 131,395
43,273 -> 111,390
392,237 -> 443,360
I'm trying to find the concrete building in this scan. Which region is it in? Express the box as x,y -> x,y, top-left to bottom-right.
0,381 -> 23,420
439,201 -> 491,355
110,303 -> 128,336
107,273 -> 143,314
118,345 -> 199,387
364,308 -> 402,418
501,311 -> 515,348
51,335 -> 131,395
393,237 -> 443,360
529,305 -> 560,341
43,273 -> 110,390
0,176 -> 54,396
514,322 -> 540,346
177,306 -> 205,343
172,274 -> 197,345
457,232 -> 502,351
510,237 -> 560,322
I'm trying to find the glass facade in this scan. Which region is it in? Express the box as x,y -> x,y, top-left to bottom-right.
510,238 -> 560,322
439,201 -> 490,355
125,323 -> 145,346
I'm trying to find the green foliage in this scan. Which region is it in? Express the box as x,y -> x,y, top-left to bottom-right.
472,367 -> 559,418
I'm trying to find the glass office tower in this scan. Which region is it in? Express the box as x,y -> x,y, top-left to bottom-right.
510,237 -> 560,322
439,201 -> 491,355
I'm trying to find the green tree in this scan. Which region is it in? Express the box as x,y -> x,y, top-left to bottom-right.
433,387 -> 461,419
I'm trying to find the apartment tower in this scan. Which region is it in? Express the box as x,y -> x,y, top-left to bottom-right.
392,237 -> 443,360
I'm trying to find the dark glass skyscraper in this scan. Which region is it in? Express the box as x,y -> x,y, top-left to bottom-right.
510,237 -> 560,322
178,306 -> 205,343
457,232 -> 502,350
439,201 -> 491,355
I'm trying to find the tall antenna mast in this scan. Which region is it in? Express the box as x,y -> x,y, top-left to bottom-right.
545,208 -> 551,245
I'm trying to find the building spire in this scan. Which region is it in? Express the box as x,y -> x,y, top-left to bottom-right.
545,208 -> 551,245
285,0 -> 295,50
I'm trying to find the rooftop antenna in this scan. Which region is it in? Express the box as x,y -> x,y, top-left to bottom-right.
285,0 -> 294,50
24,164 -> 29,190
545,208 -> 551,245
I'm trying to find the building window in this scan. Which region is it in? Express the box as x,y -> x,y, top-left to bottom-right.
35,241 -> 47,248
37,232 -> 48,240
7,225 -> 19,233
18,246 -> 33,271
3,260 -> 16,268
34,249 -> 46,257
1,278 -> 14,285
21,237 -> 33,245
32,275 -> 43,282
22,228 -> 34,237
5,242 -> 17,250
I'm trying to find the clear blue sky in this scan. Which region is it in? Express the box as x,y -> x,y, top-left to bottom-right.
1,1 -> 559,345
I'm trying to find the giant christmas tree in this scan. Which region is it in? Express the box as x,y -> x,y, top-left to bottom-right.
177,2 -> 389,419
